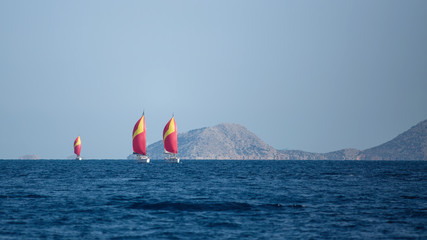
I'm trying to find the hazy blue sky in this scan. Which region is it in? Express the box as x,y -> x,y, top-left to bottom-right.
1,1 -> 426,159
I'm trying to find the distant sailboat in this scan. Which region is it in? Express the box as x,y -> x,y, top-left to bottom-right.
74,136 -> 82,160
132,112 -> 150,163
163,116 -> 180,163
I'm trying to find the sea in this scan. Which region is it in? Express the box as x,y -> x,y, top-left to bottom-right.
0,160 -> 426,239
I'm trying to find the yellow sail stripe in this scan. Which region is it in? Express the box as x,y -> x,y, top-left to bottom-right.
133,116 -> 145,140
163,118 -> 175,142
74,137 -> 81,147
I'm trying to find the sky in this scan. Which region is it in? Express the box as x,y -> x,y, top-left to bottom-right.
1,0 -> 426,159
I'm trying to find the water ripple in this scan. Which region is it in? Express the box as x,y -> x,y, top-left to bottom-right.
0,160 -> 425,239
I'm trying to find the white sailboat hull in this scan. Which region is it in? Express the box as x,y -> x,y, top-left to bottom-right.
166,158 -> 180,163
138,158 -> 150,163
165,155 -> 180,163
135,154 -> 150,163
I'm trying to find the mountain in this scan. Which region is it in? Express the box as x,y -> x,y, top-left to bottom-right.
19,154 -> 40,160
145,119 -> 427,160
147,123 -> 278,160
276,120 -> 427,160
324,148 -> 362,160
276,149 -> 326,160
358,119 -> 427,160
147,123 -> 370,160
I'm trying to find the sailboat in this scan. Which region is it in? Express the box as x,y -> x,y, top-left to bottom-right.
163,116 -> 180,163
132,112 -> 150,163
74,136 -> 82,160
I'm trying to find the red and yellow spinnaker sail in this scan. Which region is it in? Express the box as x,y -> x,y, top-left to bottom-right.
163,117 -> 178,154
132,114 -> 147,155
74,136 -> 81,156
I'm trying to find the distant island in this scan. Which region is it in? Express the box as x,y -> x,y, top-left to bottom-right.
19,154 -> 40,160
147,119 -> 427,160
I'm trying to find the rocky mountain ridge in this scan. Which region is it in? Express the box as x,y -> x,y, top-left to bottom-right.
146,119 -> 427,160
147,123 -> 278,160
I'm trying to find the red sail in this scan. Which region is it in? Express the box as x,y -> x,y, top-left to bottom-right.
132,115 -> 146,155
74,136 -> 81,156
163,117 -> 178,154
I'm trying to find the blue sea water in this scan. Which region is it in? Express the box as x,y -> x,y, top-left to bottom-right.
0,160 -> 426,239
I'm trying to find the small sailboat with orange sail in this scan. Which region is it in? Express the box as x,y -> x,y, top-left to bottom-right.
163,115 -> 180,163
132,112 -> 150,163
74,136 -> 82,160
